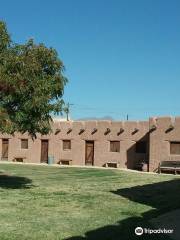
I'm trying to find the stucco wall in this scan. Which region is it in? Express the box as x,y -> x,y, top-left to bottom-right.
149,117 -> 180,172
0,119 -> 149,169
2,117 -> 180,172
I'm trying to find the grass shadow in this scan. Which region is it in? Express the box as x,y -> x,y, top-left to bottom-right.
111,179 -> 180,217
64,179 -> 180,240
0,174 -> 33,189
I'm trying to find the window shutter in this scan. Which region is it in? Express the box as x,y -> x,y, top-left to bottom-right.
170,142 -> 180,154
63,140 -> 71,150
110,141 -> 120,152
21,139 -> 28,149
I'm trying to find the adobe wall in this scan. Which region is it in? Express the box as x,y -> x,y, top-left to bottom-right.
149,117 -> 180,172
2,116 -> 179,172
0,120 -> 149,169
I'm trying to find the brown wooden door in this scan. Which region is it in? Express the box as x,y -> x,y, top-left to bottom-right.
2,139 -> 9,160
41,140 -> 48,163
85,141 -> 94,165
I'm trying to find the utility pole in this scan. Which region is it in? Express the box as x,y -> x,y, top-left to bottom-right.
64,103 -> 74,121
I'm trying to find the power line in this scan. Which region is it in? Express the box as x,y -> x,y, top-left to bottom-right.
71,103 -> 179,112
64,102 -> 180,121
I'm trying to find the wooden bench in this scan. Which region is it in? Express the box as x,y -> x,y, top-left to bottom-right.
59,159 -> 72,165
105,162 -> 119,168
13,157 -> 26,162
159,161 -> 180,174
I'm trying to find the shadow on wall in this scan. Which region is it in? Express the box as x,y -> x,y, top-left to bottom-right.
126,133 -> 149,170
64,179 -> 180,240
0,174 -> 33,189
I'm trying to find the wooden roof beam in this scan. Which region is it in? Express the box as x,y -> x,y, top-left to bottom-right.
79,129 -> 85,135
132,128 -> 139,135
55,128 -> 61,135
67,128 -> 72,134
117,128 -> 124,136
104,128 -> 111,135
91,128 -> 98,135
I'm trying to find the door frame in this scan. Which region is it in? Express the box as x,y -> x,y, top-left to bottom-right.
1,138 -> 9,160
41,139 -> 49,163
85,141 -> 94,166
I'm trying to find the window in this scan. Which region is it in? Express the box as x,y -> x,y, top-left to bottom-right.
170,142 -> 180,155
136,141 -> 147,153
21,139 -> 28,149
110,141 -> 120,152
63,140 -> 71,150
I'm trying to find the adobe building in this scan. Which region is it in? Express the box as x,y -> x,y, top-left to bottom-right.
0,116 -> 180,172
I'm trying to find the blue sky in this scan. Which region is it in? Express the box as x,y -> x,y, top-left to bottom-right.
1,0 -> 180,120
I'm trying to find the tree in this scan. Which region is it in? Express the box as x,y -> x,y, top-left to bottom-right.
0,21 -> 67,138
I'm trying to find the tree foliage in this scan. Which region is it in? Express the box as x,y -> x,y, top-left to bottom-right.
0,21 -> 67,138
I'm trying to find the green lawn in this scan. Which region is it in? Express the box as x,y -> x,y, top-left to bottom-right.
0,163 -> 179,240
